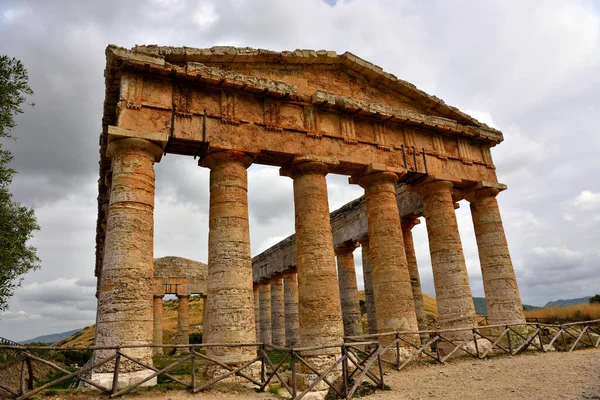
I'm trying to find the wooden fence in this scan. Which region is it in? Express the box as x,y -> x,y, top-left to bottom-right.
1,319 -> 598,399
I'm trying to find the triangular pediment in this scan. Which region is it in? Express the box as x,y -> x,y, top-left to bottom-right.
121,45 -> 496,132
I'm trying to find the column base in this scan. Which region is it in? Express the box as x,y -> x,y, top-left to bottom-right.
82,369 -> 157,391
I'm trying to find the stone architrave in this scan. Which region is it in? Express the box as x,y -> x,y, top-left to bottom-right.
465,187 -> 525,326
201,150 -> 256,367
401,217 -> 429,343
271,276 -> 285,346
283,271 -> 300,347
253,284 -> 260,342
176,295 -> 190,351
359,238 -> 378,335
335,244 -> 362,338
417,180 -> 477,345
259,280 -> 272,344
354,170 -> 419,348
92,138 -> 162,388
153,295 -> 164,356
280,158 -> 344,357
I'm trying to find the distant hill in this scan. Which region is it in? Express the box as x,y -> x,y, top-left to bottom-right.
472,297 -> 539,315
544,296 -> 591,308
20,328 -> 82,345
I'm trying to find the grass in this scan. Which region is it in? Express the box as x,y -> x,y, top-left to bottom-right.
524,303 -> 600,323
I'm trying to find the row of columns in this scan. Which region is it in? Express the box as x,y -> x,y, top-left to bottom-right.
153,294 -> 206,355
95,138 -> 524,383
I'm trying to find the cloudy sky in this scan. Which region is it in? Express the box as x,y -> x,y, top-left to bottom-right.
1,0 -> 599,342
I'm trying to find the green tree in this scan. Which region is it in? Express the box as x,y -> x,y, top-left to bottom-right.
590,294 -> 600,304
0,54 -> 40,312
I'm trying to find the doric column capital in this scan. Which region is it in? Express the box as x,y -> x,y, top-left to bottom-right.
353,171 -> 399,189
334,242 -> 359,256
357,236 -> 369,247
401,216 -> 421,231
280,155 -> 339,179
107,137 -> 164,162
464,187 -> 501,203
200,150 -> 253,169
410,179 -> 453,197
176,294 -> 190,299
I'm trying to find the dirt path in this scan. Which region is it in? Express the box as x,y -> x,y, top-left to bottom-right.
45,348 -> 600,399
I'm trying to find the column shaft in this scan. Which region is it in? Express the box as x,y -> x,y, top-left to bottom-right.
359,239 -> 377,335
283,160 -> 343,354
94,138 -> 162,377
254,285 -> 260,342
401,218 -> 429,342
336,245 -> 362,338
259,281 -> 272,344
283,271 -> 300,346
420,181 -> 476,338
271,277 -> 285,346
153,296 -> 163,356
468,188 -> 525,325
357,172 -> 419,346
202,151 -> 255,364
176,295 -> 190,348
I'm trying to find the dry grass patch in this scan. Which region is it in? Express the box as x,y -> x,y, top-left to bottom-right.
525,303 -> 600,323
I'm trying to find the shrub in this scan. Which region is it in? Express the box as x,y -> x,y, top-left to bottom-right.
590,294 -> 600,304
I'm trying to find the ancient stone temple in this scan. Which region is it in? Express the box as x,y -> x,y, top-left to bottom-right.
94,44 -> 525,388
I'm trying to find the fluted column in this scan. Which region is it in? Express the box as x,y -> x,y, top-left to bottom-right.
201,150 -> 255,365
283,271 -> 300,346
401,217 -> 429,343
259,280 -> 272,344
153,296 -> 164,356
271,276 -> 285,346
359,238 -> 377,335
354,170 -> 419,347
93,138 -> 162,386
202,295 -> 208,332
335,244 -> 362,338
417,180 -> 476,342
281,158 -> 344,355
466,187 -> 525,325
254,284 -> 260,342
176,295 -> 190,350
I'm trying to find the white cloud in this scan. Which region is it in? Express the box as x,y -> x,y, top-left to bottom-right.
571,190 -> 600,210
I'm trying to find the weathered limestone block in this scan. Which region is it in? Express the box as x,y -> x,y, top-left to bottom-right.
259,280 -> 272,344
201,150 -> 256,366
281,159 -> 344,355
355,171 -> 419,348
271,276 -> 286,346
417,180 -> 476,346
335,244 -> 362,338
359,238 -> 377,335
92,137 -> 162,388
153,296 -> 163,356
401,217 -> 429,343
176,295 -> 190,351
466,187 -> 525,326
254,284 -> 260,342
283,271 -> 300,346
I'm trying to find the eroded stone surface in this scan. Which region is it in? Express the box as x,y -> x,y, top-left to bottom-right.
283,271 -> 300,346
359,238 -> 378,335
335,244 -> 362,338
271,276 -> 285,346
259,281 -> 272,345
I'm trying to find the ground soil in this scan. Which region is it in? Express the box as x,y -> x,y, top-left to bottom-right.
33,348 -> 600,400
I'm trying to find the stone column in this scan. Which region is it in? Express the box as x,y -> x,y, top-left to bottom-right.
335,244 -> 362,338
417,180 -> 476,344
202,295 -> 208,332
153,296 -> 164,356
93,137 -> 162,388
401,217 -> 429,343
201,150 -> 256,366
354,171 -> 419,347
254,284 -> 260,342
259,280 -> 272,344
281,158 -> 344,357
465,187 -> 525,326
271,276 -> 285,346
176,295 -> 190,350
283,271 -> 300,347
359,238 -> 377,335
